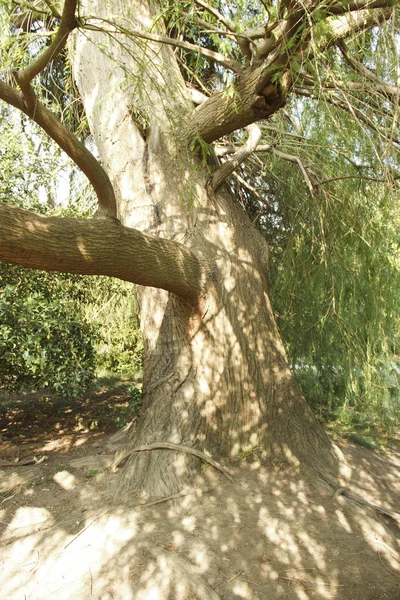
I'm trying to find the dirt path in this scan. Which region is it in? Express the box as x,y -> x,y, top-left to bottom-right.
1,388 -> 399,599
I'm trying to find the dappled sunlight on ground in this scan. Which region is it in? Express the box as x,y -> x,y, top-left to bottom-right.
1,389 -> 399,599
1,434 -> 399,599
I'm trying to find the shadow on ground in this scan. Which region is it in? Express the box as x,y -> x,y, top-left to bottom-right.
0,388 -> 399,600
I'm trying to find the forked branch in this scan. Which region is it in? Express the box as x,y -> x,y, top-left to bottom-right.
1,0 -> 118,218
215,139 -> 315,196
15,0 -> 77,93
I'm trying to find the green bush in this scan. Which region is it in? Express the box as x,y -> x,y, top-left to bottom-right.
0,281 -> 95,396
82,277 -> 143,379
0,110 -> 142,394
114,385 -> 143,428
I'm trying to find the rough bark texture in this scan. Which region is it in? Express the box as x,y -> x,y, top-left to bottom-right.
67,0 -> 340,499
0,203 -> 204,300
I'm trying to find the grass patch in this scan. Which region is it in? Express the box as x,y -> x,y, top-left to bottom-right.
344,433 -> 381,450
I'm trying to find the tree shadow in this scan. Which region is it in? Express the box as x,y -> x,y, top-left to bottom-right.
1,431 -> 399,599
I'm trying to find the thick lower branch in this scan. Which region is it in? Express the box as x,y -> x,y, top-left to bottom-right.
0,203 -> 204,301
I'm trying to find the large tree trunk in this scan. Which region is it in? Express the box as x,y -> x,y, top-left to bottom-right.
70,0 -> 338,498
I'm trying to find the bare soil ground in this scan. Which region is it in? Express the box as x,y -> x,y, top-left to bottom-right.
0,385 -> 399,600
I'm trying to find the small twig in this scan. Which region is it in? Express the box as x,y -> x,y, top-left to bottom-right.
279,568 -> 317,572
1,494 -> 15,503
136,487 -> 209,509
193,0 -> 236,33
89,567 -> 93,596
377,548 -> 400,578
27,550 -> 40,574
64,512 -> 109,549
232,171 -> 263,199
317,174 -> 395,187
216,569 -> 243,588
227,570 -> 243,583
0,455 -> 47,467
85,17 -> 242,73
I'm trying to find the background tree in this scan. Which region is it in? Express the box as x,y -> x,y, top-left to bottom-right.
0,0 -> 399,498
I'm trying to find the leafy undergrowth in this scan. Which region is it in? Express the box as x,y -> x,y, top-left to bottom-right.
0,387 -> 400,600
325,419 -> 400,453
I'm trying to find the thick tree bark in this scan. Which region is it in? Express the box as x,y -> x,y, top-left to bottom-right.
66,0 -> 339,498
0,203 -> 204,300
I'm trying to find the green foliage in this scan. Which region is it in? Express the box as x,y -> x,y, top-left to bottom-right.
228,13 -> 400,433
114,385 -> 143,428
86,470 -> 98,478
0,0 -> 398,437
83,277 -> 143,379
345,433 -> 381,451
0,103 -> 142,396
189,135 -> 213,167
0,264 -> 143,395
0,275 -> 95,395
251,99 -> 400,432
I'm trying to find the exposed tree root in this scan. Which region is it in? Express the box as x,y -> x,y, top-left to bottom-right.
112,442 -> 234,482
302,455 -> 399,527
333,487 -> 400,524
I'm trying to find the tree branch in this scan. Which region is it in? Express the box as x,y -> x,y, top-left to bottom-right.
0,81 -> 117,218
186,85 -> 209,105
312,7 -> 393,49
192,0 -> 236,33
326,0 -> 398,15
316,174 -> 398,187
209,124 -> 261,191
188,13 -> 256,60
0,203 -> 204,301
188,64 -> 287,144
216,140 -> 315,196
0,1 -> 117,218
42,0 -> 62,19
15,0 -> 77,92
337,40 -> 400,104
85,18 -> 243,73
294,85 -> 400,147
314,78 -> 400,104
272,148 -> 316,196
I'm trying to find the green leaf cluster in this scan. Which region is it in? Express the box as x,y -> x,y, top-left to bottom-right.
0,272 -> 96,395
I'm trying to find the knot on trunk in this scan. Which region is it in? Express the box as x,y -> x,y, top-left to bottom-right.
253,71 -> 292,117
